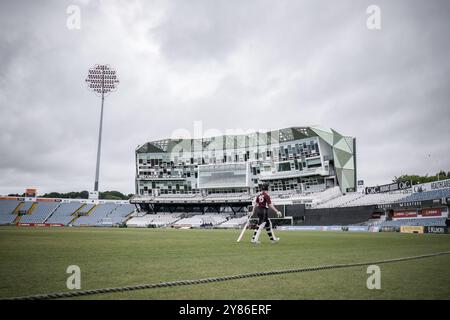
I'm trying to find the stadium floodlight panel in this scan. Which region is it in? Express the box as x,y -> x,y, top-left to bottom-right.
85,64 -> 119,96
135,126 -> 357,195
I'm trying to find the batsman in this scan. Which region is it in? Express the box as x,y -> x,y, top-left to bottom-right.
250,183 -> 282,244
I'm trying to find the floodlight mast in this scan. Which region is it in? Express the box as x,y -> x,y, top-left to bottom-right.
95,85 -> 104,192
85,65 -> 119,193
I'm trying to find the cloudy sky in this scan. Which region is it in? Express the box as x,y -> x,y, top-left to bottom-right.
0,0 -> 449,195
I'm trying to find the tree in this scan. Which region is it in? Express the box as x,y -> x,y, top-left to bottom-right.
99,191 -> 130,200
393,171 -> 448,185
8,190 -> 133,200
40,191 -> 90,199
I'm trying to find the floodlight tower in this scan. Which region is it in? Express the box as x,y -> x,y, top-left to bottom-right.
85,65 -> 119,194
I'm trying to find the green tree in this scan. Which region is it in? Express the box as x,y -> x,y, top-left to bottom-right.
393,171 -> 448,185
15,190 -> 132,200
40,191 -> 90,199
99,191 -> 130,200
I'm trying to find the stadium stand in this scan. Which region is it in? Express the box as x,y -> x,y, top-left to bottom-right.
268,186 -> 342,208
0,198 -> 136,227
97,203 -> 136,226
73,203 -> 116,226
126,213 -> 181,228
19,202 -> 60,224
316,192 -> 365,208
314,187 -> 450,208
216,216 -> 248,228
354,218 -> 385,227
17,201 -> 33,215
148,213 -> 182,227
77,203 -> 95,215
136,127 -> 357,196
380,217 -> 447,227
45,202 -> 83,225
126,214 -> 156,227
199,186 -> 450,209
309,186 -> 342,207
173,214 -> 228,228
397,189 -> 450,202
0,199 -> 20,225
2,179 -> 449,230
339,192 -> 408,207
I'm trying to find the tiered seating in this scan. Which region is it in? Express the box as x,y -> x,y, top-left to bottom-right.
351,218 -> 385,227
172,215 -> 203,228
341,192 -> 408,207
398,189 -> 450,202
316,192 -> 365,208
148,213 -> 182,227
380,217 -> 447,227
126,213 -> 181,227
20,202 -> 60,224
97,204 -> 136,226
73,203 -> 116,226
45,202 -> 83,225
307,187 -> 450,208
17,202 -> 33,214
199,214 -> 228,226
77,204 -> 95,215
272,187 -> 341,208
310,187 -> 341,207
126,215 -> 156,227
313,187 -> 450,209
216,216 -> 248,228
173,214 -> 228,228
0,200 -> 20,225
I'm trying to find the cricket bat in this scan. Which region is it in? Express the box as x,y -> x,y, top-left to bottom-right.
237,216 -> 251,242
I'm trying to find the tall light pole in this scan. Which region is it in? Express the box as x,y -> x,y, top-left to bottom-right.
427,154 -> 440,181
85,65 -> 119,195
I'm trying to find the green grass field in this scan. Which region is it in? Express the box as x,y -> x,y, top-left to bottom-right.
0,226 -> 449,300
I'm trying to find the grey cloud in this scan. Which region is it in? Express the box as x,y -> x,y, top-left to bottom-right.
0,0 -> 449,195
